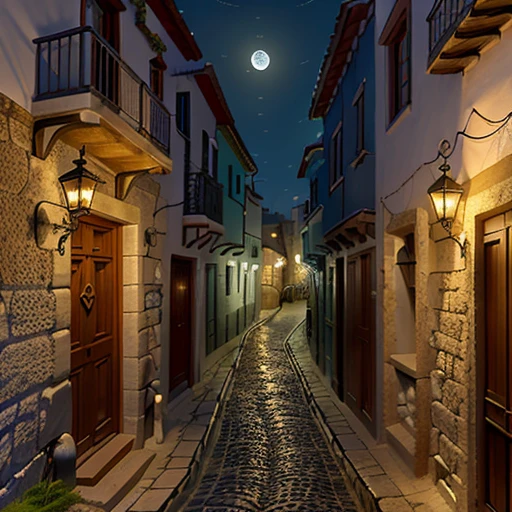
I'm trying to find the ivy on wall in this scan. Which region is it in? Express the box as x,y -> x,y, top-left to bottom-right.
130,0 -> 168,54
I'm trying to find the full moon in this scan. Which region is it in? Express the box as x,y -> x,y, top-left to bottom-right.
251,50 -> 270,71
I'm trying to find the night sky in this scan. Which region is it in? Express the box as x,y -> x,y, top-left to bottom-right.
175,0 -> 342,216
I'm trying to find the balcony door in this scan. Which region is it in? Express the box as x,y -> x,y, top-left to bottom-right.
82,0 -> 122,103
70,215 -> 121,458
479,211 -> 512,511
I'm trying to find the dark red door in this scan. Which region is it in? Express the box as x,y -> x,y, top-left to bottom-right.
70,215 -> 121,458
346,250 -> 375,434
169,257 -> 193,394
481,220 -> 512,511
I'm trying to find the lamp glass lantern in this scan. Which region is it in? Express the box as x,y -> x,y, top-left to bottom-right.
58,148 -> 104,215
427,163 -> 463,228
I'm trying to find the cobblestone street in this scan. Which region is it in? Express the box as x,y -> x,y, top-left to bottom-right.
181,304 -> 359,512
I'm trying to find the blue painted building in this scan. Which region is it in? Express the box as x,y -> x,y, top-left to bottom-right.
299,0 -> 378,437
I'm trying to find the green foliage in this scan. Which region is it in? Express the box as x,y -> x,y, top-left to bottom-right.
3,480 -> 81,512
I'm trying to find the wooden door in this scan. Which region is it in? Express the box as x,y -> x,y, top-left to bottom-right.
70,215 -> 121,458
346,250 -> 376,434
481,219 -> 512,511
205,264 -> 217,355
169,257 -> 193,394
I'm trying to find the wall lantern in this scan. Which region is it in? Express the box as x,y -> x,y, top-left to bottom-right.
35,146 -> 105,256
270,232 -> 278,239
427,158 -> 467,258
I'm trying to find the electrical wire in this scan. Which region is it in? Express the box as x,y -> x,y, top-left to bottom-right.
381,107 -> 512,214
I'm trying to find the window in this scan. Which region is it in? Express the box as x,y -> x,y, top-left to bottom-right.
202,130 -> 209,172
176,92 -> 190,137
310,178 -> 318,210
236,174 -> 241,195
251,245 -> 258,258
329,123 -> 343,188
150,57 -> 166,101
228,165 -> 233,197
379,0 -> 411,124
212,145 -> 218,180
353,82 -> 365,155
226,265 -> 233,296
237,262 -> 242,293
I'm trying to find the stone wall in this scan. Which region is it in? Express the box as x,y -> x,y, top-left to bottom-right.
122,175 -> 164,447
0,95 -> 73,507
397,372 -> 416,431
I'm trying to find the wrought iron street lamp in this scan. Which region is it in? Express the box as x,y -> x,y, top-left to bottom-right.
427,158 -> 467,258
35,146 -> 104,256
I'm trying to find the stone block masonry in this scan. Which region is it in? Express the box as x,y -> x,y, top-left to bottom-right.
0,94 -> 73,508
428,268 -> 470,510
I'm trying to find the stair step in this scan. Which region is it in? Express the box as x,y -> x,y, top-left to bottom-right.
77,434 -> 135,486
76,450 -> 156,512
386,422 -> 415,471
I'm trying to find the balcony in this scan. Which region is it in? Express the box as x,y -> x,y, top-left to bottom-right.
427,0 -> 512,74
183,172 -> 223,247
33,26 -> 172,198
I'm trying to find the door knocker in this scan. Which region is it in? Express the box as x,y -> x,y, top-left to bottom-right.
80,283 -> 96,313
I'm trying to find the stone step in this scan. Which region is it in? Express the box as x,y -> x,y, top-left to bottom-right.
76,450 -> 156,511
386,422 -> 415,471
77,434 -> 135,486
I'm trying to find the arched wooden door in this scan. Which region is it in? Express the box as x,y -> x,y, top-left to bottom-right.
70,215 -> 121,458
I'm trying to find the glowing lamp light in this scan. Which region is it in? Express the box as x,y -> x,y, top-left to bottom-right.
427,163 -> 463,227
251,264 -> 259,272
270,232 -> 278,239
427,160 -> 467,258
59,147 -> 104,214
295,254 -> 301,264
242,262 -> 249,272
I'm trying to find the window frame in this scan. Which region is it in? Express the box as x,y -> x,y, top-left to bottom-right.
329,121 -> 343,193
379,0 -> 411,127
226,265 -> 233,296
149,56 -> 166,101
176,92 -> 190,138
228,165 -> 233,198
352,80 -> 365,156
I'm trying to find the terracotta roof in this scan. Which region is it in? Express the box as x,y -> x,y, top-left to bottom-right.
146,0 -> 202,61
297,140 -> 323,179
309,0 -> 371,119
194,64 -> 258,175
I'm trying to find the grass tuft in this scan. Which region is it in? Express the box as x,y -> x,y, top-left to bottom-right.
3,480 -> 82,512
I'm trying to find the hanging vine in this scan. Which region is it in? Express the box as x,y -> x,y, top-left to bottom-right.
130,0 -> 168,54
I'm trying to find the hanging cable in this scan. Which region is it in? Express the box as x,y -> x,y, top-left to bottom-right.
380,107 -> 512,214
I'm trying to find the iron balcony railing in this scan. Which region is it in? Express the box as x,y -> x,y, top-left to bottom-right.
33,26 -> 171,153
428,0 -> 474,55
184,171 -> 223,225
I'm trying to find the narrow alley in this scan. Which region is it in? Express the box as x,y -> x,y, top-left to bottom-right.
180,303 -> 358,512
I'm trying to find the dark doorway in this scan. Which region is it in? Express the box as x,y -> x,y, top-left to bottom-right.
345,249 -> 376,435
334,257 -> 345,399
169,257 -> 194,395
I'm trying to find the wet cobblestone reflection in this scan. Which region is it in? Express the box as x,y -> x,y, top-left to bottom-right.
182,309 -> 359,511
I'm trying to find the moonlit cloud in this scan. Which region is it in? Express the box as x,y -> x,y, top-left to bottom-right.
221,54 -> 228,58
258,113 -> 264,116
296,0 -> 315,6
293,196 -> 299,201
258,97 -> 264,100
263,130 -> 269,133
256,35 -> 264,39
300,60 -> 310,65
